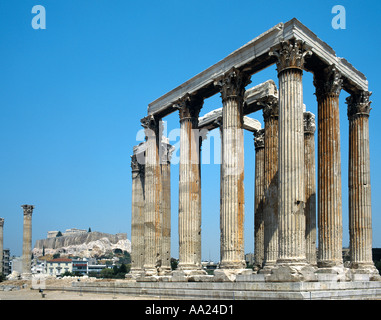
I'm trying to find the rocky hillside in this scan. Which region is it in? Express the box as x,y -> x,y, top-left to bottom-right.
33,231 -> 131,258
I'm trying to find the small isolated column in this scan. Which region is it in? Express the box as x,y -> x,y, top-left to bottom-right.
21,205 -> 34,277
0,218 -> 4,275
253,129 -> 265,271
269,39 -> 314,280
347,91 -> 379,277
175,94 -> 205,275
313,65 -> 344,272
214,67 -> 251,274
141,116 -> 163,276
161,141 -> 175,274
130,146 -> 145,276
304,111 -> 317,266
261,100 -> 279,274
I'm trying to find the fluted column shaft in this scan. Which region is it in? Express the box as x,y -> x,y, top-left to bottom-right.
347,91 -> 375,270
21,205 -> 34,275
254,129 -> 265,270
262,102 -> 279,271
270,40 -> 312,265
313,65 -> 343,269
215,68 -> 250,269
176,95 -> 204,272
130,153 -> 145,274
141,116 -> 162,275
161,143 -> 174,273
304,112 -> 317,265
0,218 -> 4,274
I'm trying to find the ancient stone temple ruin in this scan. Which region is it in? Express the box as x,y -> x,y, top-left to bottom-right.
127,18 -> 381,299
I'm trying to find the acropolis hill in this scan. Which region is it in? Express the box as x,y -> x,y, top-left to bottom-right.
33,229 -> 130,258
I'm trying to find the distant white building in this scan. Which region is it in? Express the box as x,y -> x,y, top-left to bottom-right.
46,258 -> 73,276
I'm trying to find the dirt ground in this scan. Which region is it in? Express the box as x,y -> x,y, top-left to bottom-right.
0,278 -> 161,300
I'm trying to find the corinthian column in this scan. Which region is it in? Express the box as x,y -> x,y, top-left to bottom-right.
175,94 -> 205,275
161,141 -> 175,274
261,99 -> 279,274
21,205 -> 34,278
313,65 -> 344,272
214,67 -> 251,275
253,129 -> 265,271
141,116 -> 162,276
269,39 -> 313,280
346,91 -> 379,278
304,111 -> 317,266
0,218 -> 4,275
130,147 -> 145,276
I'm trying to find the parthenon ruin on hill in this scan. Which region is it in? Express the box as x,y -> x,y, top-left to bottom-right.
129,18 -> 380,283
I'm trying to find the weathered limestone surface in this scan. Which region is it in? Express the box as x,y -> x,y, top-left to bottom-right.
261,99 -> 279,274
21,205 -> 34,278
72,280 -> 381,300
304,112 -> 317,266
132,19 -> 380,288
175,95 -> 205,275
130,152 -> 145,275
347,91 -> 379,278
253,129 -> 265,271
269,39 -> 313,280
214,67 -> 250,272
141,116 -> 162,276
160,142 -> 174,274
313,65 -> 344,272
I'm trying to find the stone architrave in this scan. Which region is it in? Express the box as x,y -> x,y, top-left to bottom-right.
253,129 -> 265,271
141,116 -> 163,276
0,218 -> 4,275
21,205 -> 34,278
214,67 -> 251,276
304,111 -> 317,266
346,91 -> 379,278
313,65 -> 344,273
130,150 -> 145,276
269,39 -> 314,281
160,141 -> 175,274
261,99 -> 279,274
175,94 -> 206,275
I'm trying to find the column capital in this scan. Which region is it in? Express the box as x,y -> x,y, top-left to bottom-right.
304,111 -> 316,134
269,38 -> 312,73
141,114 -> 157,131
254,129 -> 265,150
214,67 -> 251,102
313,64 -> 343,98
131,154 -> 145,174
21,205 -> 34,217
174,93 -> 204,123
261,98 -> 279,121
346,91 -> 372,119
0,218 -> 4,227
141,115 -> 164,142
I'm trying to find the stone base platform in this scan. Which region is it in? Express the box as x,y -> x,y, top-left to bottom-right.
59,278 -> 381,300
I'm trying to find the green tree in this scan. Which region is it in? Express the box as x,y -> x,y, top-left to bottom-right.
171,258 -> 178,270
56,231 -> 62,237
100,268 -> 114,279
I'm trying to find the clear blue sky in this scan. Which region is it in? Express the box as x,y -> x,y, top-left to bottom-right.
0,1 -> 380,261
